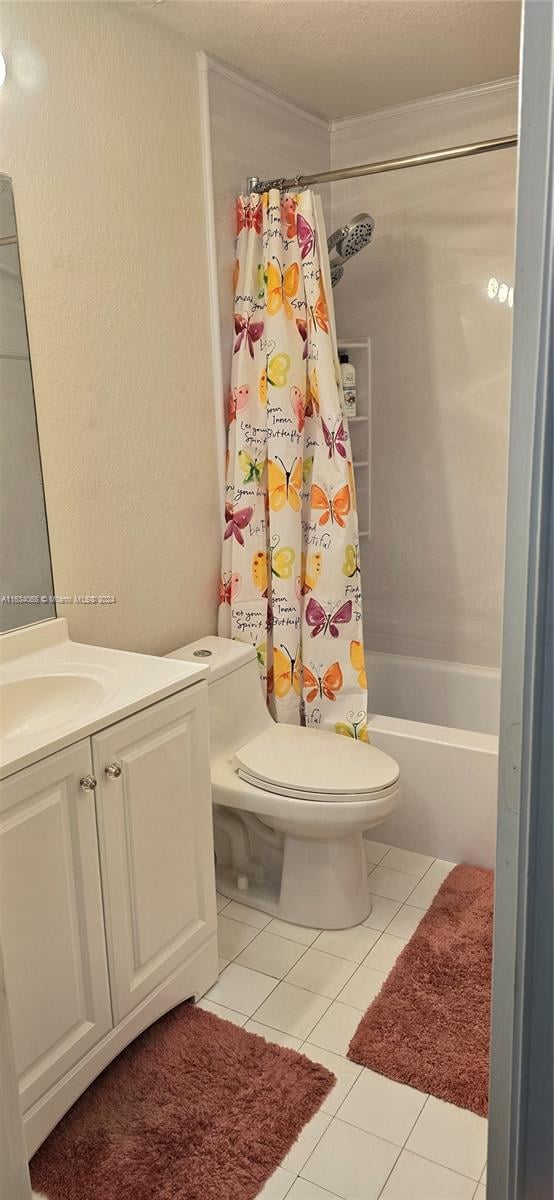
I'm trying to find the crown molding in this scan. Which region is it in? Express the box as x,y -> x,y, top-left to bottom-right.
199,54 -> 329,131
329,77 -> 519,134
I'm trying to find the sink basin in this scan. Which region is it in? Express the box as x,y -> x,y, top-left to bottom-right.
1,674 -> 110,738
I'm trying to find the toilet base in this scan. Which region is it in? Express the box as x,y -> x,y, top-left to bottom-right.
216,829 -> 371,930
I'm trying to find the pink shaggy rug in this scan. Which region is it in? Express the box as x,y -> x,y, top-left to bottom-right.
348,864 -> 493,1116
30,1002 -> 334,1200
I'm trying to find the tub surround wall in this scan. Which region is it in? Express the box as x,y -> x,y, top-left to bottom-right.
0,2 -> 220,655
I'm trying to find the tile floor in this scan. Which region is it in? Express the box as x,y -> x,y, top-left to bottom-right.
199,841 -> 488,1200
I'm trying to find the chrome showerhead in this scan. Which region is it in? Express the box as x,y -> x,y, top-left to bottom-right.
327,213 -> 375,287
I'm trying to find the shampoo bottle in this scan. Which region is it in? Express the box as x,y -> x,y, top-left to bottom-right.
339,353 -> 357,417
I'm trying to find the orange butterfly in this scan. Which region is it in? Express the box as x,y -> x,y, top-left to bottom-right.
311,482 -> 351,527
350,640 -> 367,688
309,279 -> 329,334
266,259 -> 300,319
269,456 -> 303,512
281,195 -> 297,239
303,661 -> 343,703
273,644 -> 302,700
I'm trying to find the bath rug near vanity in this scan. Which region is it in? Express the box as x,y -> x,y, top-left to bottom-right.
30,1002 -> 334,1200
348,863 -> 493,1116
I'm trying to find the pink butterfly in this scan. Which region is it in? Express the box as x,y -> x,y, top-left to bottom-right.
224,503 -> 253,545
234,313 -> 265,358
305,597 -> 353,638
297,213 -> 315,261
296,318 -> 308,360
290,386 -> 306,434
218,572 -> 241,605
322,416 -> 348,459
228,384 -> 250,424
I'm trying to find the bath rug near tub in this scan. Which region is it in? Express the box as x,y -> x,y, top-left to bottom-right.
348,863 -> 493,1116
30,1001 -> 334,1200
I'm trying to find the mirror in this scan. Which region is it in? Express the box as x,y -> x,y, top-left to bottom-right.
0,174 -> 55,632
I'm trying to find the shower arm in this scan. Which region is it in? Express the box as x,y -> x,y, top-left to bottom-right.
246,134 -> 517,194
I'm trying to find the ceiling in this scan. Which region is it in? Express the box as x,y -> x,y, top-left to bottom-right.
131,0 -> 521,120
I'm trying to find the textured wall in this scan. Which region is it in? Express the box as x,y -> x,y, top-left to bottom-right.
331,82 -> 517,667
0,2 -> 220,654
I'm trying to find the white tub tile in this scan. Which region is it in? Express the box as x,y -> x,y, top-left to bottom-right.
253,982 -> 331,1040
381,1150 -> 477,1199
205,962 -> 277,1016
313,925 -> 381,963
308,1001 -> 361,1057
285,949 -> 357,1000
406,1096 -> 488,1179
337,965 -> 387,1011
337,1068 -> 427,1145
301,1117 -> 400,1200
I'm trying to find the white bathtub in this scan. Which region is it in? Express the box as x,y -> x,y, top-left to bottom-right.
365,652 -> 500,869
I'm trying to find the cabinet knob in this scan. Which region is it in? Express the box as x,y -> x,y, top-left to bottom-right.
80,774 -> 97,791
104,763 -> 122,779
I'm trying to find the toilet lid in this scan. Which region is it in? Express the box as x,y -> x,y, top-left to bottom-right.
234,725 -> 399,799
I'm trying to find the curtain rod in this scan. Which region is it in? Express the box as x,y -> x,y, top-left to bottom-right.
246,134 -> 518,193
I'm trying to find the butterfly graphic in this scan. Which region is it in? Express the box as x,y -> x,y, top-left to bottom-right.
311,482 -> 351,527
303,661 -> 343,703
281,195 -> 298,239
322,416 -> 348,459
238,449 -> 264,485
350,640 -> 367,688
228,384 -> 250,424
305,367 -> 320,417
218,572 -> 241,606
335,710 -> 369,742
297,212 -> 315,260
273,644 -> 302,700
224,502 -> 253,545
252,541 -> 296,595
342,543 -> 361,578
268,456 -> 303,512
237,196 -> 262,235
300,550 -> 323,596
309,279 -> 329,334
266,258 -> 299,319
259,346 -> 292,403
295,318 -> 308,360
305,597 -> 353,638
303,456 -> 314,484
290,386 -> 306,433
234,312 -> 264,358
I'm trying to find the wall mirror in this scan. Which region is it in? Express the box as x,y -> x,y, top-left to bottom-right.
0,174 -> 55,632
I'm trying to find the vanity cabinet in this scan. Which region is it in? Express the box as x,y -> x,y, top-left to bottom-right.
0,683 -> 217,1155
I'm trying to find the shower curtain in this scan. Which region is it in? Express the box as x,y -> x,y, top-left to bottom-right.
218,188 -> 368,738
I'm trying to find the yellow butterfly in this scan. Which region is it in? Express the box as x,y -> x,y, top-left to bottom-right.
268,456 -> 303,512
343,543 -> 360,578
305,367 -> 320,417
335,711 -> 369,742
301,550 -> 323,595
303,456 -> 314,484
271,644 -> 302,700
259,351 -> 292,404
252,543 -> 296,594
266,259 -> 300,319
238,449 -> 264,484
350,640 -> 367,688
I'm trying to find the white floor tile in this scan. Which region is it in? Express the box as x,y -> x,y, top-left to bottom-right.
337,1068 -> 427,1145
218,957 -> 230,974
313,925 -> 381,963
255,1166 -> 295,1199
217,914 -> 258,960
308,1001 -> 361,1057
363,933 -> 407,973
381,1149 -> 477,1199
480,1164 -> 487,1184
407,860 -> 456,909
222,900 -> 272,928
286,1178 -> 343,1199
195,998 -> 247,1026
301,1117 -> 400,1200
282,1110 -> 332,1174
337,964 -> 387,1011
380,847 -> 434,877
300,1043 -> 363,1115
385,904 -> 425,940
406,1096 -> 488,1179
205,962 -> 277,1016
265,917 -> 322,945
253,981 -> 331,1040
285,948 -> 357,999
363,894 -> 402,932
244,1020 -> 303,1051
216,892 -> 230,912
236,931 -> 307,978
363,839 -> 391,865
365,865 -> 417,903
473,1187 -> 486,1200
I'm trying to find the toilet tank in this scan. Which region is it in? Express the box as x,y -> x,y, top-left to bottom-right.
166,635 -> 273,755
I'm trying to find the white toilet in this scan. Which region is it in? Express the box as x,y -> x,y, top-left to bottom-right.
168,636 -> 401,929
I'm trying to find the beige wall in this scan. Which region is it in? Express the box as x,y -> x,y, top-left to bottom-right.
331,82 -> 517,667
0,2 -> 220,655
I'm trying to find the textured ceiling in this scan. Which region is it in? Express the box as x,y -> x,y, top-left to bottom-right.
130,0 -> 521,119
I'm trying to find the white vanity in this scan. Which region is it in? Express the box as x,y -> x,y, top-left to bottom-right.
0,618 -> 218,1156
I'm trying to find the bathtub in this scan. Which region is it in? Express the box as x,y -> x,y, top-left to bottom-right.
365,652 -> 500,869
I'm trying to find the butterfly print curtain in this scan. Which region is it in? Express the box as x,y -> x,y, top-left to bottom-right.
218,188 -> 368,740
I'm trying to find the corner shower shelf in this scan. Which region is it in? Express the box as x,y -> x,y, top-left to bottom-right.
338,337 -> 372,539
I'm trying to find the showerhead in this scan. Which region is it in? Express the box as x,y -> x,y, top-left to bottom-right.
327,212 -> 375,286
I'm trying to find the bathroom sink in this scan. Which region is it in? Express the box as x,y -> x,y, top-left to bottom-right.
1,673 -> 112,738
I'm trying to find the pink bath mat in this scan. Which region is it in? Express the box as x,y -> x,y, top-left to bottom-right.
348,863 -> 493,1116
30,1002 -> 334,1200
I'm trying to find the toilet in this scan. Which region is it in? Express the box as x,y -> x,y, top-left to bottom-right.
168,636 -> 401,929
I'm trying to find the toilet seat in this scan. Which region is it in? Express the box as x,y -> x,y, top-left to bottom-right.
233,724 -> 399,803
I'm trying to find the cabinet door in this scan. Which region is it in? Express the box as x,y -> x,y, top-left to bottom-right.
92,687 -> 216,1022
0,741 -> 112,1113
